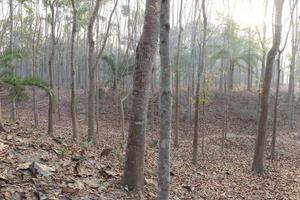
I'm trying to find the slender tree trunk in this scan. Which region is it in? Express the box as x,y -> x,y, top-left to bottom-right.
260,0 -> 268,86
174,0 -> 183,147
87,0 -> 101,143
229,61 -> 234,90
87,0 -> 118,143
10,0 -> 16,121
188,0 -> 199,127
288,3 -> 298,105
48,1 -> 56,135
247,28 -> 252,91
221,69 -> 229,151
70,0 -> 79,142
158,0 -> 172,198
271,54 -> 281,160
192,0 -> 207,165
252,0 -> 284,174
123,0 -> 159,191
32,17 -> 41,128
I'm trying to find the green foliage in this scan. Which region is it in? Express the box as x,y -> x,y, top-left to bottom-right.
199,74 -> 212,105
77,2 -> 90,29
208,18 -> 260,72
0,48 -> 28,68
1,75 -> 53,101
102,54 -> 134,89
0,48 -> 53,101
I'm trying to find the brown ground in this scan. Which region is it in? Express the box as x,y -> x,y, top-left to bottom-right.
0,89 -> 299,199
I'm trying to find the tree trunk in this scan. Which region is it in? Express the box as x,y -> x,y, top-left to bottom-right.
229,61 -> 234,90
70,0 -> 79,142
123,0 -> 159,191
174,0 -> 183,147
158,0 -> 172,198
252,0 -> 284,174
271,54 -> 281,160
32,17 -> 41,128
87,0 -> 101,143
87,0 -> 118,143
9,0 -> 16,121
192,0 -> 207,165
260,0 -> 268,86
247,66 -> 252,91
48,1 -> 56,135
188,0 -> 199,127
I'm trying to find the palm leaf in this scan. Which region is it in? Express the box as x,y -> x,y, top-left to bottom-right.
0,48 -> 28,68
0,75 -> 53,101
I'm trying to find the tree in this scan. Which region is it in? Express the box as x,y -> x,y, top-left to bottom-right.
70,0 -> 79,142
9,0 -> 16,120
0,48 -> 52,125
122,0 -> 159,191
174,0 -> 183,147
87,0 -> 101,143
158,0 -> 172,198
271,0 -> 296,161
209,20 -> 260,90
47,0 -> 57,136
252,0 -> 284,174
193,0 -> 207,165
287,0 -> 299,123
31,9 -> 42,128
87,0 -> 118,143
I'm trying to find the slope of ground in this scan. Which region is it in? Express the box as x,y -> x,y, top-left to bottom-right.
0,90 -> 299,199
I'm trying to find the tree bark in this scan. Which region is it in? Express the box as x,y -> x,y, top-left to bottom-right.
174,0 -> 183,147
270,0 -> 296,160
87,0 -> 118,143
32,16 -> 41,128
70,0 -> 79,142
229,61 -> 234,90
192,0 -> 207,165
271,54 -> 281,160
252,0 -> 284,174
48,0 -> 57,135
87,0 -> 101,143
247,28 -> 252,91
9,0 -> 16,121
158,0 -> 172,198
122,0 -> 159,191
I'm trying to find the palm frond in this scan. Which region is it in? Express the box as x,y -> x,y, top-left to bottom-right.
0,48 -> 28,68
0,75 -> 53,101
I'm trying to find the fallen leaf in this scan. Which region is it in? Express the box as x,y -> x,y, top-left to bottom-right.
100,148 -> 112,157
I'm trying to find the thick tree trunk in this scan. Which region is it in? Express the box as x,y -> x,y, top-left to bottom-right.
123,0 -> 159,191
192,0 -> 207,165
252,0 -> 283,174
158,0 -> 172,198
70,0 -> 79,142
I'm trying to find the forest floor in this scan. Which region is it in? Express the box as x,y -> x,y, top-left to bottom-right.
0,89 -> 300,200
